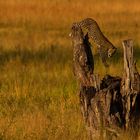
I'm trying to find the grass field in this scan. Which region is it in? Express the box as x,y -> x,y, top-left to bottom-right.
0,0 -> 140,139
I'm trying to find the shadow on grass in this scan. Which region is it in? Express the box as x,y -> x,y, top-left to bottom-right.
93,47 -> 123,66
0,45 -> 73,66
109,45 -> 140,66
0,44 -> 140,67
134,46 -> 140,64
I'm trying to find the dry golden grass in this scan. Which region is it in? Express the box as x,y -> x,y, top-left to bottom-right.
0,0 -> 140,46
0,0 -> 140,139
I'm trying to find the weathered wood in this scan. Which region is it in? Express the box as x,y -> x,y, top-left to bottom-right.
93,74 -> 100,92
121,39 -> 134,129
70,24 -> 140,139
70,26 -> 94,86
122,39 -> 134,95
121,39 -> 140,129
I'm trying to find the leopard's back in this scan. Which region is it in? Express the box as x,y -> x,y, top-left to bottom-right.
75,18 -> 116,57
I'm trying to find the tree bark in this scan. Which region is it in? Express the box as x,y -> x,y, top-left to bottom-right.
121,40 -> 140,131
72,36 -> 140,139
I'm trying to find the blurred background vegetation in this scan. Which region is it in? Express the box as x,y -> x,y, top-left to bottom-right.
0,0 -> 140,139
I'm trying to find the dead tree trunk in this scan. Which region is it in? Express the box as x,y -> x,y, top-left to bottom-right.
121,39 -> 134,129
121,40 -> 140,131
71,33 -> 140,139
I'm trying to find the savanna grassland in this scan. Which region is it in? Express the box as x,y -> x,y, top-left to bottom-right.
0,0 -> 140,140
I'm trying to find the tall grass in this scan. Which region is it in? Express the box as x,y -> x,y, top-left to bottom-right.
0,0 -> 140,139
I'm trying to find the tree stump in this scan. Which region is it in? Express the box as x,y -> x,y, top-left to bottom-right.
70,26 -> 140,139
121,39 -> 134,129
121,40 -> 140,134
